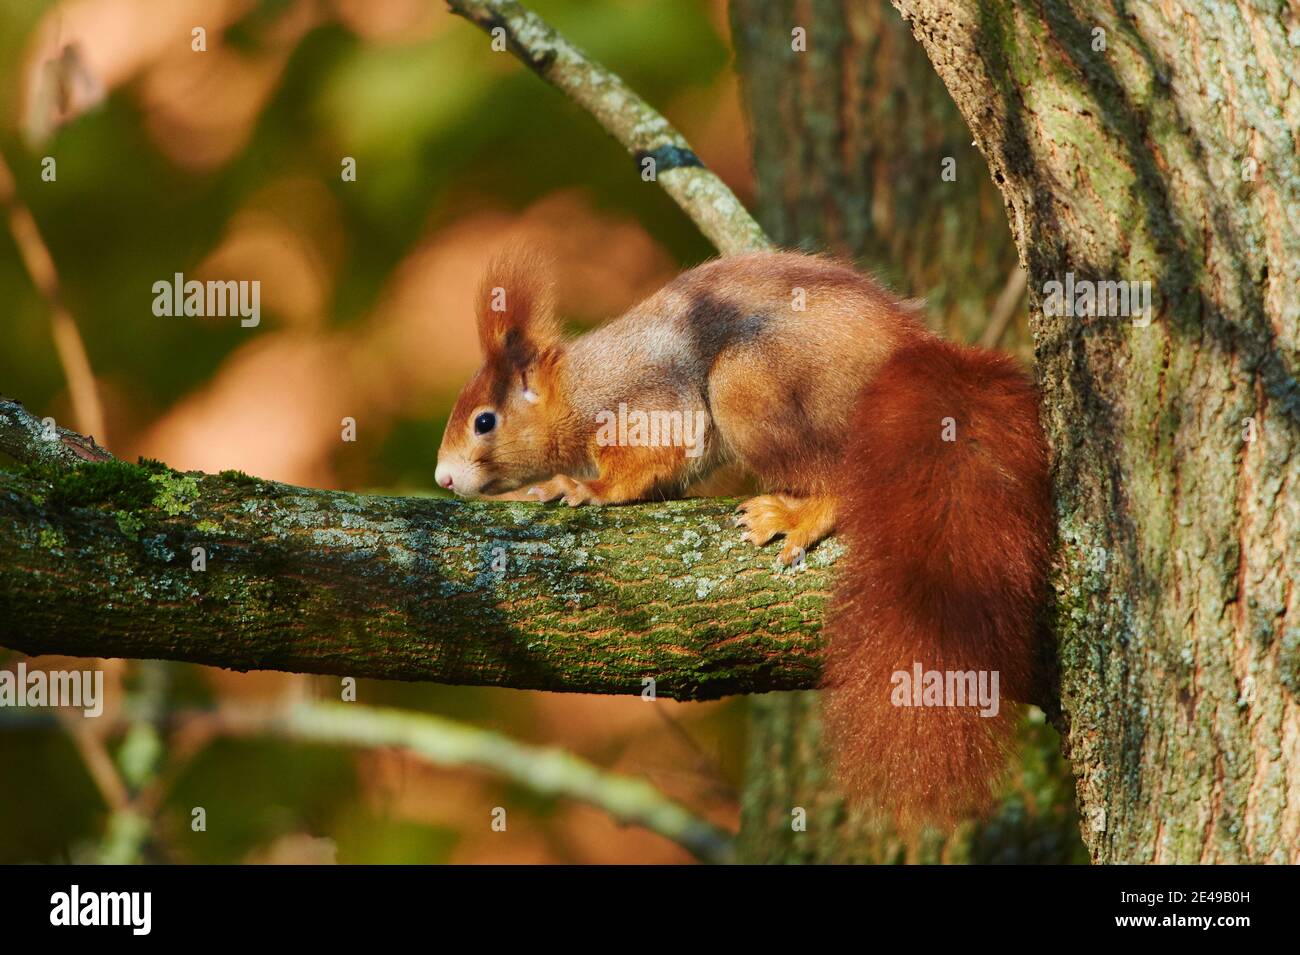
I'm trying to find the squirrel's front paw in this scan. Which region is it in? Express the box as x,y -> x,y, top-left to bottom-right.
527,476 -> 603,507
527,476 -> 576,503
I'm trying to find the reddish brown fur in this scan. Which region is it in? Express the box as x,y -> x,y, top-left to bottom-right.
822,338 -> 1052,827
440,250 -> 1053,827
474,247 -> 559,363
440,249 -> 585,496
681,255 -> 925,498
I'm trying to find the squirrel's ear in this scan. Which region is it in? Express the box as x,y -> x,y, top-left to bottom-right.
475,248 -> 559,368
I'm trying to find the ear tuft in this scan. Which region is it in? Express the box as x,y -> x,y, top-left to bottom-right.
475,246 -> 559,366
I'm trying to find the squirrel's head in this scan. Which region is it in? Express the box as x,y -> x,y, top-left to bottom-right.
435,251 -> 565,498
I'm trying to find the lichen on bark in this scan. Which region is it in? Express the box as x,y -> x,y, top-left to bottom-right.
1,456 -> 835,701
896,0 -> 1300,862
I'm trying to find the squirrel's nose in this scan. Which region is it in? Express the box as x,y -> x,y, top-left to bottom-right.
435,463 -> 454,490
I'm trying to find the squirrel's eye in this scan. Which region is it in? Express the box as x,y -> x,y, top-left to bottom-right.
473,412 -> 497,435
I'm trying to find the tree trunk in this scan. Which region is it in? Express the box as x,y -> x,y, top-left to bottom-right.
894,0 -> 1299,863
730,0 -> 1085,863
731,0 -> 1019,343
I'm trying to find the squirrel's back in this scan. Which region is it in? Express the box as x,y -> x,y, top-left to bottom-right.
565,252 -> 928,494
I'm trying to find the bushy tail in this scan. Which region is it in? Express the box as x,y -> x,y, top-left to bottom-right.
823,336 -> 1052,828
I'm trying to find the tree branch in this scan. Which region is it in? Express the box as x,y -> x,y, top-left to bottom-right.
209,700 -> 735,863
0,395 -> 111,467
977,266 -> 1027,351
0,396 -> 833,701
1,0 -> 806,711
0,150 -> 108,443
444,0 -> 771,256
1,697 -> 735,863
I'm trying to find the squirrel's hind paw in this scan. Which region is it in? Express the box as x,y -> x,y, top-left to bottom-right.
735,496 -> 786,547
736,494 -> 836,566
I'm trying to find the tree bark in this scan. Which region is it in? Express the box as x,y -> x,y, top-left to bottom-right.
894,0 -> 1300,863
0,450 -> 833,701
729,0 -> 1084,863
732,0 -> 1023,345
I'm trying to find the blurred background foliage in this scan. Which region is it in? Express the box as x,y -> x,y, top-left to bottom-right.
0,0 -> 1062,865
0,0 -> 754,864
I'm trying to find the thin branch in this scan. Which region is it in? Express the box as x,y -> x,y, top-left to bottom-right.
978,265 -> 1028,350
208,700 -> 735,863
94,660 -> 172,864
0,395 -> 833,701
0,149 -> 108,444
1,699 -> 735,863
54,707 -> 131,812
445,0 -> 771,256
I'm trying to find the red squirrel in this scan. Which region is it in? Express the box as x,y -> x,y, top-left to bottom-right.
436,249 -> 1052,826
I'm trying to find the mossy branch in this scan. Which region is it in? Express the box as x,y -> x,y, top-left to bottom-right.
0,396 -> 833,701
0,1 -> 794,702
